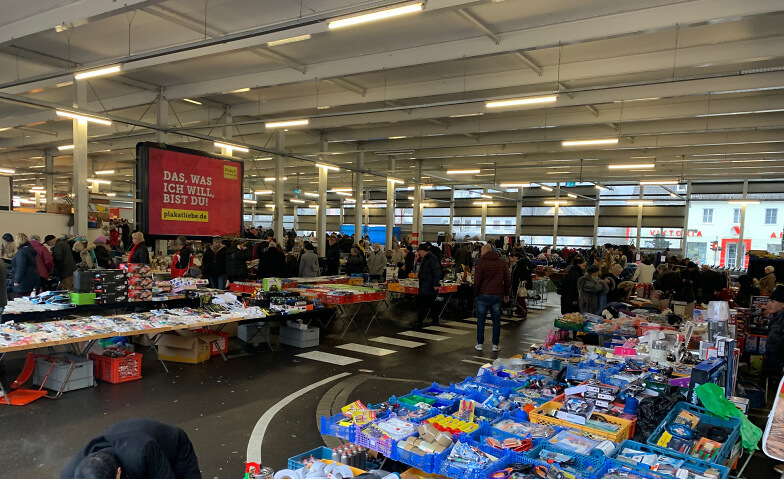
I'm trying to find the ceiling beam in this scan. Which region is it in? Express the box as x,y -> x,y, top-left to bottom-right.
513,52 -> 543,76
454,9 -> 500,44
324,78 -> 367,97
585,105 -> 599,117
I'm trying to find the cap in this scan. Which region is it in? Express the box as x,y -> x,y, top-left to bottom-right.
771,285 -> 784,303
2,233 -> 12,243
44,235 -> 56,243
94,235 -> 107,244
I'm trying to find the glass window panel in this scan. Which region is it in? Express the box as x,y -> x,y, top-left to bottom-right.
732,208 -> 741,224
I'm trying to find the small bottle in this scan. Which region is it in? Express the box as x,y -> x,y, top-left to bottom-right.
332,448 -> 340,462
340,451 -> 349,465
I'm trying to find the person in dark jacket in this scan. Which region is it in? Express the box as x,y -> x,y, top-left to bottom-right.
578,265 -> 610,315
201,237 -> 228,289
345,246 -> 367,275
259,242 -> 286,279
454,243 -> 471,272
12,235 -> 40,296
61,418 -> 201,479
680,262 -> 701,303
763,287 -> 784,395
735,274 -> 760,308
400,245 -> 415,279
654,264 -> 682,295
119,220 -> 131,251
699,265 -> 725,304
50,236 -> 78,290
473,243 -> 511,351
92,235 -> 115,269
225,241 -> 251,282
510,253 -> 532,317
128,232 -> 150,264
29,234 -> 54,285
411,243 -> 442,329
326,235 -> 341,275
560,256 -> 586,314
0,260 -> 6,315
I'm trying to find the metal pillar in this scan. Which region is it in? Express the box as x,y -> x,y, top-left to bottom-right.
385,157 -> 396,249
339,200 -> 344,228
737,180 -> 749,269
635,186 -> 644,248
515,187 -> 523,240
274,130 -> 286,240
354,150 -> 364,240
681,181 -> 691,253
72,79 -> 89,237
44,149 -> 54,205
448,186 -> 454,240
593,188 -> 601,246
480,204 -> 488,241
552,183 -> 560,249
413,160 -> 422,244
220,106 -> 233,155
317,166 -> 327,256
155,87 -> 168,144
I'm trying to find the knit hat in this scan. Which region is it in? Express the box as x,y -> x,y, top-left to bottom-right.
770,285 -> 784,304
44,235 -> 56,243
2,233 -> 12,242
94,235 -> 108,244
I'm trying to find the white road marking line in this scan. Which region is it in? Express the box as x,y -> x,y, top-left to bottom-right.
461,359 -> 489,365
398,331 -> 449,341
424,326 -> 470,335
296,351 -> 363,366
370,336 -> 425,348
247,372 -> 351,463
336,343 -> 397,356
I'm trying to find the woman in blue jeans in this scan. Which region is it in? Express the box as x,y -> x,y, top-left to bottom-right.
473,244 -> 510,351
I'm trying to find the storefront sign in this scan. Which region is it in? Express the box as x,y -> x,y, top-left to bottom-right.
138,143 -> 243,237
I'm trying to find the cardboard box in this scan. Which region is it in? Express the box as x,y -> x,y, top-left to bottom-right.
46,203 -> 72,214
155,331 -> 220,364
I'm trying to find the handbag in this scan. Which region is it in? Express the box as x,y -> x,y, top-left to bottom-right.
518,283 -> 529,299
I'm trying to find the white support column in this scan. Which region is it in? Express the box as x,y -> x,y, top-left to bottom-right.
72,79 -> 89,237
552,184 -> 560,249
339,200 -> 344,228
413,160 -> 422,245
593,188 -> 601,246
385,157 -> 396,249
155,87 -> 168,144
274,130 -> 286,240
364,189 -> 370,224
480,203 -> 488,241
449,186 -> 455,240
45,149 -> 54,205
635,186 -> 644,248
317,166 -> 328,256
220,105 -> 233,155
737,180 -> 749,269
515,187 -> 523,240
292,202 -> 298,231
681,181 -> 691,253
354,150 -> 364,240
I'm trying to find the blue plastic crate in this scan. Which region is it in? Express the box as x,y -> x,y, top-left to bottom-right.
391,400 -> 443,424
287,446 -> 335,470
401,383 -> 465,409
518,443 -> 607,479
320,413 -> 356,440
598,459 -> 662,479
612,440 -> 730,479
437,439 -> 514,479
646,402 -> 741,464
482,414 -> 559,446
525,356 -> 563,370
394,435 -> 454,473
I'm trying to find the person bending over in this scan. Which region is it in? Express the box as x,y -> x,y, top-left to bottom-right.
61,418 -> 201,479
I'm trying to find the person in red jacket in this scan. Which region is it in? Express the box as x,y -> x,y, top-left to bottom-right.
29,234 -> 54,289
108,224 -> 121,249
170,236 -> 193,279
473,243 -> 510,352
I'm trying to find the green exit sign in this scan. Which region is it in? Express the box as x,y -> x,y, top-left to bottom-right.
565,182 -> 575,187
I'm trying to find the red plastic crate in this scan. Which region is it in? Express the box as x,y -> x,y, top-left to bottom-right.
207,329 -> 229,356
89,349 -> 142,384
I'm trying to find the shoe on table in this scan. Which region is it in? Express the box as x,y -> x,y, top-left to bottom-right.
492,345 -> 500,352
475,344 -> 483,351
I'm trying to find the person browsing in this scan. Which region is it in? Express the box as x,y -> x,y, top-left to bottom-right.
473,243 -> 510,352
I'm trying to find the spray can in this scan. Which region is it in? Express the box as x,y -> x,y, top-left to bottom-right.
332,448 -> 340,463
340,451 -> 349,465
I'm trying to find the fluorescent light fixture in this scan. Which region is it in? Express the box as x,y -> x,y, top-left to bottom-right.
74,65 -> 121,80
290,199 -> 306,204
265,119 -> 309,129
539,185 -> 553,191
31,186 -> 44,190
480,194 -> 492,199
328,3 -> 423,29
56,111 -> 111,125
229,87 -> 251,93
544,200 -> 567,206
264,177 -> 287,181
265,204 -> 275,208
446,169 -> 480,174
0,127 -> 11,132
316,163 -> 340,171
407,196 -> 415,200
344,198 -> 356,203
420,203 -> 431,207
29,189 -> 45,193
308,204 -> 318,208
87,178 -> 111,184
728,200 -> 761,205
473,201 -> 494,205
303,192 -> 319,198
29,165 -> 44,168
243,199 -> 257,204
419,184 -> 434,189
562,138 -> 619,147
500,183 -> 531,187
255,157 -> 273,161
214,141 -> 249,153
58,144 -> 74,151
627,200 -> 654,205
335,191 -> 352,196
19,199 -> 36,204
317,106 -> 330,110
388,178 -> 404,184
255,190 -> 273,195
608,163 -> 655,170
594,184 -> 608,190
182,98 -> 202,105
388,136 -> 407,140
449,113 -> 483,118
106,193 -> 117,197
639,180 -> 679,185
267,34 -> 311,46
95,170 -> 115,175
567,193 -> 577,198
486,95 -> 557,108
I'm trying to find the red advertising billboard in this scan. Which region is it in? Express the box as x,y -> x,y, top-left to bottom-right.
137,143 -> 243,238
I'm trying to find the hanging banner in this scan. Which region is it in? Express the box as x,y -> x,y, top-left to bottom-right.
137,142 -> 243,238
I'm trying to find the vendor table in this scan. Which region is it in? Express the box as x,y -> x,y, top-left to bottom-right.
327,298 -> 389,338
1,297 -> 201,323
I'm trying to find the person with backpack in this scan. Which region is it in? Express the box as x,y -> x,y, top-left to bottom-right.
12,233 -> 40,296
